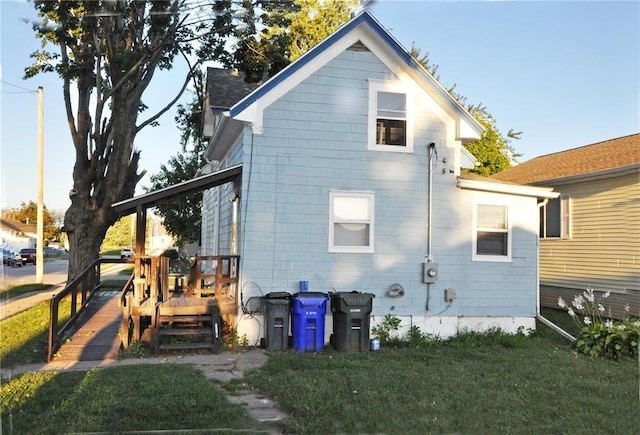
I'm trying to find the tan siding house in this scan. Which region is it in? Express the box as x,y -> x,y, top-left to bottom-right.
493,134 -> 640,319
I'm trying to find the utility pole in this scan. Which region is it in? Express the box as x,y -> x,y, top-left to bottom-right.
36,86 -> 44,283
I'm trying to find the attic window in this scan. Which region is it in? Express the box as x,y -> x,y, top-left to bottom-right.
348,41 -> 370,52
368,80 -> 414,152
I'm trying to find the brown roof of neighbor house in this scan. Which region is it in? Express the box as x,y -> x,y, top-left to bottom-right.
206,67 -> 262,109
492,133 -> 640,185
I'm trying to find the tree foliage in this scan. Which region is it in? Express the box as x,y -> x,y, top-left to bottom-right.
26,0 -> 198,279
103,216 -> 134,250
147,81 -> 207,246
26,0 -> 358,279
147,0 -> 358,243
410,44 -> 520,175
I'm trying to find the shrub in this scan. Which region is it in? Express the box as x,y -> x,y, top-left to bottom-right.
371,314 -> 401,343
558,289 -> 639,360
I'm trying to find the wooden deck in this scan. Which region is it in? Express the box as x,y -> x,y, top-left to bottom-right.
47,255 -> 240,360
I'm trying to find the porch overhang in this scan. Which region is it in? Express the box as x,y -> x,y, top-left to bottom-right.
112,164 -> 242,217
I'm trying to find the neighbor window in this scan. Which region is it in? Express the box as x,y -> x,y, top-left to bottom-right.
540,194 -> 570,239
473,203 -> 511,261
368,80 -> 413,152
329,191 -> 374,253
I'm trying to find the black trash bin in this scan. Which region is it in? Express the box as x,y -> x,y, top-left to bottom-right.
262,292 -> 291,351
330,291 -> 375,352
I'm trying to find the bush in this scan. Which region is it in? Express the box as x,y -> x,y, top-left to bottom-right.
371,314 -> 401,343
558,289 -> 639,360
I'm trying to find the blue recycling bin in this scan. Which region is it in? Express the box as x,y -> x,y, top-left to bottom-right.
290,292 -> 329,352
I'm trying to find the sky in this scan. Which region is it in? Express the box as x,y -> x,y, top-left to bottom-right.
1,0 -> 639,213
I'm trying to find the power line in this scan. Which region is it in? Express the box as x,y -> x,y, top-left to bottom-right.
0,80 -> 37,93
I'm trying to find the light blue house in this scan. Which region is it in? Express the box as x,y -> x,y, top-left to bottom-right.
199,11 -> 557,345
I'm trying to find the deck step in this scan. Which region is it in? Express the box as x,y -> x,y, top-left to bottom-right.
158,315 -> 213,323
158,342 -> 216,351
159,327 -> 213,337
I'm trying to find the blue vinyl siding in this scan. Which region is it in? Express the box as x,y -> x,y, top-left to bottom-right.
233,48 -> 539,318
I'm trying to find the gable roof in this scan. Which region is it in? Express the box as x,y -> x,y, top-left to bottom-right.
492,133 -> 640,185
229,10 -> 483,142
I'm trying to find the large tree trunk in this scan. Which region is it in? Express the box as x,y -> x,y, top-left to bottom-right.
64,205 -> 112,280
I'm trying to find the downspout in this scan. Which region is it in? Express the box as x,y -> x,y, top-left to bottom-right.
425,142 -> 436,311
535,199 -> 575,341
427,142 -> 436,263
231,194 -> 239,255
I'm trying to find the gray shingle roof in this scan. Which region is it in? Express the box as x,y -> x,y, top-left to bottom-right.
206,67 -> 261,110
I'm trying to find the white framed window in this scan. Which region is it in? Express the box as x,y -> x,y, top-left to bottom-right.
540,194 -> 570,239
473,202 -> 511,262
329,191 -> 375,253
368,80 -> 414,152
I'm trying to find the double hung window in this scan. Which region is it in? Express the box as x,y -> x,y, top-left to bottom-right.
329,191 -> 374,253
473,203 -> 511,261
369,81 -> 413,152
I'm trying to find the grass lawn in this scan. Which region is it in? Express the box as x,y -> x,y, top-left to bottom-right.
2,306 -> 638,433
0,300 -> 72,366
1,365 -> 261,434
241,332 -> 639,434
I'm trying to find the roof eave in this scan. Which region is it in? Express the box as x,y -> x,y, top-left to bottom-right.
527,164 -> 640,186
204,114 -> 245,162
457,177 -> 559,199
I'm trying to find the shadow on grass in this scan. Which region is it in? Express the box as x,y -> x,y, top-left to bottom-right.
1,365 -> 262,434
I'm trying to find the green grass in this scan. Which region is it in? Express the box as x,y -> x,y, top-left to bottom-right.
0,300 -> 71,366
241,334 -> 639,434
1,295 -> 637,434
1,365 -> 262,434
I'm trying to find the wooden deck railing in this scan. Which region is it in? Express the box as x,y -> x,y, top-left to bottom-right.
49,255 -> 240,358
47,258 -> 131,362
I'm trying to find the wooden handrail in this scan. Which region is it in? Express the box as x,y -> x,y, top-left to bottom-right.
47,258 -> 130,362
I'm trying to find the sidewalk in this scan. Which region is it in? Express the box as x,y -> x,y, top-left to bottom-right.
0,285 -> 65,321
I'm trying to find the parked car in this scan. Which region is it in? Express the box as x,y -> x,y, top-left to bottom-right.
120,248 -> 133,259
3,249 -> 23,267
2,249 -> 12,265
19,248 -> 37,265
2,249 -> 22,266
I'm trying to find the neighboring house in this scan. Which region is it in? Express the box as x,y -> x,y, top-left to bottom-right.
0,218 -> 36,252
199,11 -> 558,344
146,213 -> 176,256
493,134 -> 640,319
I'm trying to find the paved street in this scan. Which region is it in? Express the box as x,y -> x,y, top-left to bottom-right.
0,257 -> 130,321
1,258 -> 68,288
